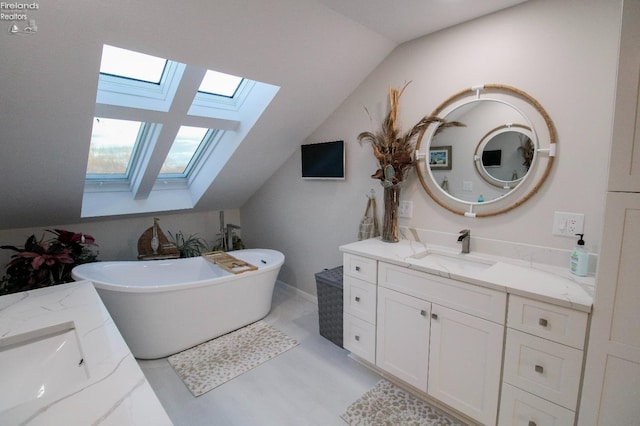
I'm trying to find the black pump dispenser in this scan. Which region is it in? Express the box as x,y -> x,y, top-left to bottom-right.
576,233 -> 585,246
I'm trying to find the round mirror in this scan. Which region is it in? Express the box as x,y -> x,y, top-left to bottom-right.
415,84 -> 556,217
474,124 -> 534,189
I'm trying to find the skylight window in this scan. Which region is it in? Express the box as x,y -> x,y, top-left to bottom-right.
159,126 -> 211,175
87,117 -> 143,176
198,70 -> 243,97
84,43 -> 279,219
99,45 -> 167,84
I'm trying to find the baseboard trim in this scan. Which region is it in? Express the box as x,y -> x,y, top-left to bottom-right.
276,280 -> 318,305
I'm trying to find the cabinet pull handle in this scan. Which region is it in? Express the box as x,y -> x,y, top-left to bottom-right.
420,310 -> 427,316
355,296 -> 360,302
535,364 -> 544,374
355,266 -> 361,272
431,313 -> 438,320
355,335 -> 360,341
528,421 -> 537,426
539,318 -> 548,327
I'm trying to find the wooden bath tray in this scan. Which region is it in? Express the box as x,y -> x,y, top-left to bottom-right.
202,251 -> 258,274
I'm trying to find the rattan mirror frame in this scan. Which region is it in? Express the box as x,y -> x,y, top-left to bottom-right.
415,84 -> 557,218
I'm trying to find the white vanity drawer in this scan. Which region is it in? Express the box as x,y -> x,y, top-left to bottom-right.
508,295 -> 588,349
344,275 -> 377,324
343,312 -> 376,364
503,329 -> 583,410
378,262 -> 506,324
343,253 -> 377,284
499,383 -> 575,426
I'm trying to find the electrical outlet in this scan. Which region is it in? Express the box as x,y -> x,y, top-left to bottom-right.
399,201 -> 413,218
552,212 -> 585,237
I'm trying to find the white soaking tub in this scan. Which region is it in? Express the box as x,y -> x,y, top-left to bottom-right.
72,249 -> 284,359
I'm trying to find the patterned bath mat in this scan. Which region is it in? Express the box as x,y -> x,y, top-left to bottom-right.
168,320 -> 298,397
341,380 -> 468,426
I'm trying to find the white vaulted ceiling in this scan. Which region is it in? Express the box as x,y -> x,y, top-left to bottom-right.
0,0 -> 526,230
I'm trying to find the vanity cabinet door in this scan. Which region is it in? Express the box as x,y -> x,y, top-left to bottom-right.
499,383 -> 575,426
343,275 -> 377,324
504,329 -> 583,411
428,304 -> 504,426
343,253 -> 377,283
343,313 -> 376,364
376,287 -> 430,391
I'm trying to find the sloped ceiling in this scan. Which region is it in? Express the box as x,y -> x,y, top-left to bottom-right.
316,0 -> 528,44
0,0 -> 525,230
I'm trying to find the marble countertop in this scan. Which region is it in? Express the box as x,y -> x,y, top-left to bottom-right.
0,281 -> 173,425
340,238 -> 594,312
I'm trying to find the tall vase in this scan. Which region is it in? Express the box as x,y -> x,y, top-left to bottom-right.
150,218 -> 159,255
382,184 -> 400,242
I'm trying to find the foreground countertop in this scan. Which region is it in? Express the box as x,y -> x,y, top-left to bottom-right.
340,238 -> 594,312
0,281 -> 172,425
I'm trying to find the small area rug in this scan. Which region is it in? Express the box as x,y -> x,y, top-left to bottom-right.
168,320 -> 298,397
341,380 -> 467,426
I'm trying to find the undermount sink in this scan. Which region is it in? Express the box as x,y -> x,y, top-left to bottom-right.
0,322 -> 89,412
407,249 -> 496,274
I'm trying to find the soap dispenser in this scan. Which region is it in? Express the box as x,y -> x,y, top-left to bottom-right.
570,234 -> 588,276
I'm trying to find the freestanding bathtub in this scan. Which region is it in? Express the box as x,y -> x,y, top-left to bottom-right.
71,249 -> 284,359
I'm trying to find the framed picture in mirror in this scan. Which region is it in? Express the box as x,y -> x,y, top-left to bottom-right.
429,146 -> 452,170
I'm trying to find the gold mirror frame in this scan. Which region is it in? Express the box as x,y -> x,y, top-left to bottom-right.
415,84 -> 556,217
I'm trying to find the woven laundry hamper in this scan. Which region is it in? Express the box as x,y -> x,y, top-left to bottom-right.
315,266 -> 344,348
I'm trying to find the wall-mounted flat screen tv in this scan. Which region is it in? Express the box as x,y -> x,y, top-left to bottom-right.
301,140 -> 345,179
482,149 -> 502,167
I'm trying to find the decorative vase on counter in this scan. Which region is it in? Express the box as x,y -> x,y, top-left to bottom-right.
150,217 -> 160,254
382,184 -> 400,243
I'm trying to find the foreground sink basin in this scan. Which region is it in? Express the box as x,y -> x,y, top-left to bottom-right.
0,322 -> 89,412
407,249 -> 496,274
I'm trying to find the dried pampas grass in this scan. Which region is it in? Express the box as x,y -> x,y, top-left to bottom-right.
358,82 -> 464,186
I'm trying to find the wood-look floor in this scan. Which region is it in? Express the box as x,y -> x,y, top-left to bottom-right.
138,282 -> 381,426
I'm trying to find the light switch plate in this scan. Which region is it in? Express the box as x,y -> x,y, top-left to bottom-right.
399,201 -> 413,218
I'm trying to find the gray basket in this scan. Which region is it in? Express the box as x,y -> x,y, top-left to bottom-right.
315,266 -> 343,348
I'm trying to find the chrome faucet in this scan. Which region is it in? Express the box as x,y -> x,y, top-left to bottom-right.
226,224 -> 241,251
457,229 -> 470,254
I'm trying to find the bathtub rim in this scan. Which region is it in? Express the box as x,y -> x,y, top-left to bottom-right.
71,248 -> 284,294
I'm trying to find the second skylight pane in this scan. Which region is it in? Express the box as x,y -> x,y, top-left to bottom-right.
198,70 -> 242,97
160,126 -> 209,175
100,45 -> 167,84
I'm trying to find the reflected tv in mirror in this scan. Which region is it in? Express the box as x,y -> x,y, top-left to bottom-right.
482,149 -> 502,167
301,140 -> 345,179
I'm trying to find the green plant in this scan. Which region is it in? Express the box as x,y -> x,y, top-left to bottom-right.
0,229 -> 99,295
168,231 -> 209,258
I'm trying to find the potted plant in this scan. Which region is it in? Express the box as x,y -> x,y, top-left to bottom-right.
168,231 -> 210,258
0,229 -> 99,295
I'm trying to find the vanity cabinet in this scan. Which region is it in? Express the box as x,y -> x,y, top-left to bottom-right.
499,295 -> 589,426
342,253 -> 377,364
341,244 -> 591,426
377,262 -> 505,426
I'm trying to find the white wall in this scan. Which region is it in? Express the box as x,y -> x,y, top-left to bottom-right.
0,210 -> 240,269
241,0 -> 622,295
